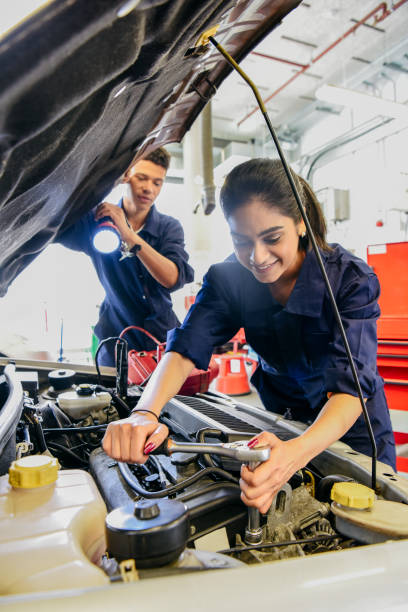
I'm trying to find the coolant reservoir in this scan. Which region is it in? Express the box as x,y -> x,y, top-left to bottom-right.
58,385 -> 111,419
0,455 -> 109,595
331,481 -> 408,544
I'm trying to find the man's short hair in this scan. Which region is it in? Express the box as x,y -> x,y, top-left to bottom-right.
144,147 -> 171,171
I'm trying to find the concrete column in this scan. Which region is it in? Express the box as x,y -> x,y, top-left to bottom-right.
183,113 -> 211,280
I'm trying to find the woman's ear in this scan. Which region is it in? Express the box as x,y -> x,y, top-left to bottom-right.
298,221 -> 306,237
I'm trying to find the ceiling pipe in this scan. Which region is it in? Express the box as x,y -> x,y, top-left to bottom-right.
393,0 -> 408,9
305,116 -> 393,182
251,51 -> 308,69
200,101 -> 216,215
238,1 -> 407,127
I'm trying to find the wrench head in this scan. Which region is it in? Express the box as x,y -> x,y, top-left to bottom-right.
222,440 -> 270,463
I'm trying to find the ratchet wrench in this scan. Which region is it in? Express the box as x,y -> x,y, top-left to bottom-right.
150,437 -> 270,545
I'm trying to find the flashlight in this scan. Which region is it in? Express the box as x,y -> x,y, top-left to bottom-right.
93,217 -> 121,253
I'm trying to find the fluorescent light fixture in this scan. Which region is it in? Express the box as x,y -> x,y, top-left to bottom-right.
315,84 -> 408,122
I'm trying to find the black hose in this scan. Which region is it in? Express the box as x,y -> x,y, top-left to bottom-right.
196,428 -> 225,468
43,424 -> 108,433
47,442 -> 88,465
94,337 -> 127,386
178,481 -> 241,502
118,461 -> 239,499
33,415 -> 47,453
209,37 -> 377,491
218,533 -> 339,555
109,393 -> 131,419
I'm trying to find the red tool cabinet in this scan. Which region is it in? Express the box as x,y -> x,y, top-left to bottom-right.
367,242 -> 408,470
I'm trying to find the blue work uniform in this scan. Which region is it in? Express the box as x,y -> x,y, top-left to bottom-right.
58,204 -> 194,365
167,244 -> 396,469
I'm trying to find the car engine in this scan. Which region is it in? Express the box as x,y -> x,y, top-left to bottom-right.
1,360 -> 408,594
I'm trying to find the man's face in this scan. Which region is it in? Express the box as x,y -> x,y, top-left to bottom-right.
123,159 -> 166,212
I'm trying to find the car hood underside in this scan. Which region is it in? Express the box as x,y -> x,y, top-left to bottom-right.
0,0 -> 300,296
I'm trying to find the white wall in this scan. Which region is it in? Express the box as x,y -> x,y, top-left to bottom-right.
311,125 -> 408,260
0,181 -> 233,363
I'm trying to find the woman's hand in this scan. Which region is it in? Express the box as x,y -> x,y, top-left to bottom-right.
240,432 -> 303,514
102,412 -> 168,464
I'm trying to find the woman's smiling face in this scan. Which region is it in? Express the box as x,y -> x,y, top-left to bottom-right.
227,198 -> 306,285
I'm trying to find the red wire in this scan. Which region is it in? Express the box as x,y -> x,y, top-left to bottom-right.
119,325 -> 165,347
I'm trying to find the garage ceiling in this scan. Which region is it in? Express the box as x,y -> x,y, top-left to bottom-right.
211,0 -> 408,146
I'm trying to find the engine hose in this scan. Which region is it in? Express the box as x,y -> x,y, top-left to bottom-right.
218,534 -> 339,555
33,415 -> 47,453
196,428 -> 225,468
178,481 -> 241,502
46,442 -> 88,466
147,454 -> 169,486
94,337 -> 127,387
118,461 -> 239,499
43,424 -> 108,433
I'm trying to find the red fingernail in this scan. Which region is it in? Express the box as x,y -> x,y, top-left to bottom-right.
248,438 -> 258,448
144,443 -> 155,454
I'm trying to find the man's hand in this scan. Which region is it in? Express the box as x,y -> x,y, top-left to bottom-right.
240,432 -> 303,514
102,412 -> 168,464
95,202 -> 136,244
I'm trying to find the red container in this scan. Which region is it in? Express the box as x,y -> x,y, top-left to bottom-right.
123,326 -> 218,395
215,353 -> 251,396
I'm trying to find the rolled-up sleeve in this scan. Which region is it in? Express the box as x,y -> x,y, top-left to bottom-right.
166,265 -> 240,370
325,267 -> 381,398
159,218 -> 194,292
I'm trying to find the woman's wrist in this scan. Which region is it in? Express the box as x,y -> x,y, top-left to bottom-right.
129,408 -> 160,421
286,436 -> 312,471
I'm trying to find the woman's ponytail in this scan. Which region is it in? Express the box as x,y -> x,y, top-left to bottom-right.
298,175 -> 330,251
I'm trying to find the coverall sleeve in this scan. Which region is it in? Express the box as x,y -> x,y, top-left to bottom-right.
166,264 -> 241,370
325,265 -> 381,398
156,217 -> 194,292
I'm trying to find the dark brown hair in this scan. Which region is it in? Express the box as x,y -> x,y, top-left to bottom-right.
220,158 -> 330,251
144,147 -> 171,171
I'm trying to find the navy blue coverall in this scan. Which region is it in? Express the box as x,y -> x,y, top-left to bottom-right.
167,244 -> 396,468
58,204 -> 194,365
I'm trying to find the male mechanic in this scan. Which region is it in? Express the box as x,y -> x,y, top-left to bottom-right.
58,148 -> 194,365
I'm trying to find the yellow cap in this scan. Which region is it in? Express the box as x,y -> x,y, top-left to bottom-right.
331,482 -> 375,509
9,455 -> 60,488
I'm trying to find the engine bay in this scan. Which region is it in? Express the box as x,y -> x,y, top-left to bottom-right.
1,359 -> 408,595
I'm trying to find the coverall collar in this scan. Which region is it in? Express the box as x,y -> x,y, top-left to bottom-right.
284,246 -> 329,318
119,200 -> 160,238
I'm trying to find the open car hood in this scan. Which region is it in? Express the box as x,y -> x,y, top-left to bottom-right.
0,0 -> 300,296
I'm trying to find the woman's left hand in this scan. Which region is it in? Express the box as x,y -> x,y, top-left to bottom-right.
240,432 -> 304,514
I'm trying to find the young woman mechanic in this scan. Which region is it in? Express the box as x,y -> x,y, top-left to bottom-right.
103,158 -> 396,514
